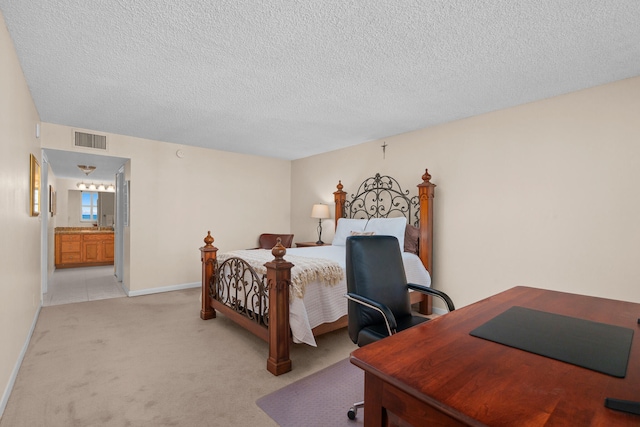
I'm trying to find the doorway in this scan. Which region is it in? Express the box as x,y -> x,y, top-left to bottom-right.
42,148 -> 129,304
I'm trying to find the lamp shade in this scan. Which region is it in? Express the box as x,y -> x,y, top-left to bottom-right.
311,204 -> 330,219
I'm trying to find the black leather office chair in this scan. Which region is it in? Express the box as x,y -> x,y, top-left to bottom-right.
344,235 -> 455,420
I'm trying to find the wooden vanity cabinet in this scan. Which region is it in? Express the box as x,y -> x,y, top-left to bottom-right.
55,232 -> 115,268
57,234 -> 82,265
103,239 -> 115,262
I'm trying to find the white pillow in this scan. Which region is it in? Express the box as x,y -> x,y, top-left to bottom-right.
332,218 -> 367,246
364,217 -> 407,251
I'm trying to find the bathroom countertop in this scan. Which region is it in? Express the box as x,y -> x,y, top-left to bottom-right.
55,227 -> 114,234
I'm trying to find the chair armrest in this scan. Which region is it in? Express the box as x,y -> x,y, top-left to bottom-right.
407,283 -> 455,312
345,293 -> 398,336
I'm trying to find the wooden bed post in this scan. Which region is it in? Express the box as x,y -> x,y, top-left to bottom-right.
334,180 -> 346,228
265,242 -> 294,376
418,169 -> 436,314
200,231 -> 217,320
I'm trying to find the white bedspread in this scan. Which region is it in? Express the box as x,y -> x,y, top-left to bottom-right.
217,249 -> 343,299
284,245 -> 432,346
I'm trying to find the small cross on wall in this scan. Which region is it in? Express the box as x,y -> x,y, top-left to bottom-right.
381,141 -> 387,159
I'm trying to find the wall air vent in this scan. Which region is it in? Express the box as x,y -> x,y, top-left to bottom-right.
74,131 -> 107,150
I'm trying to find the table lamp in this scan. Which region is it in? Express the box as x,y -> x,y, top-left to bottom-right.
311,204 -> 330,244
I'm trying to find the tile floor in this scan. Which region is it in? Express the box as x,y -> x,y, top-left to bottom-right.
43,266 -> 127,306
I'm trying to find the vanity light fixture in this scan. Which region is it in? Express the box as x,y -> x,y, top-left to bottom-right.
76,182 -> 115,192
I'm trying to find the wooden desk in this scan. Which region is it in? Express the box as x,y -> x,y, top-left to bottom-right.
350,286 -> 640,426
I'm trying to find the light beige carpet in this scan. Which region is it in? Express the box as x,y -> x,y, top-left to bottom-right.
0,288 -> 357,426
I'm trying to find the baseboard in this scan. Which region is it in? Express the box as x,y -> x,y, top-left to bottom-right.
126,282 -> 200,297
432,306 -> 448,316
0,304 -> 42,418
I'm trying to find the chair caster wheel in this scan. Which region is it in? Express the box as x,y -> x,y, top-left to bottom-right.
348,407 -> 357,420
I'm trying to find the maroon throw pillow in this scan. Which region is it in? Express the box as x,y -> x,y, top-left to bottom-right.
404,224 -> 419,254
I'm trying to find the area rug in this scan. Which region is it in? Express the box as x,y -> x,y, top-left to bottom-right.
256,358 -> 364,426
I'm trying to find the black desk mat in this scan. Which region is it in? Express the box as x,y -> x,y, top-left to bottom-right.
470,306 -> 634,378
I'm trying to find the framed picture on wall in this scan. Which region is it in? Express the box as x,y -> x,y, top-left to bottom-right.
30,154 -> 41,217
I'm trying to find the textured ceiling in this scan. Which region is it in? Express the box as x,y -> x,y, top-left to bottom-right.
2,1 -> 640,164
43,149 -> 128,181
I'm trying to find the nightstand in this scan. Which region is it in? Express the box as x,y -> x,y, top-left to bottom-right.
295,242 -> 331,248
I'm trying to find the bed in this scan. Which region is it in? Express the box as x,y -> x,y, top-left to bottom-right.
199,169 -> 436,375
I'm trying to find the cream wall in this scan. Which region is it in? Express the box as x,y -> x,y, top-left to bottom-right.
292,76 -> 640,309
52,178 -> 83,227
41,125 -> 292,293
0,10 -> 42,413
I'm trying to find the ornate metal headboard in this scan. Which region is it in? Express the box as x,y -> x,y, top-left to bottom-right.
333,169 -> 436,314
334,173 -> 420,226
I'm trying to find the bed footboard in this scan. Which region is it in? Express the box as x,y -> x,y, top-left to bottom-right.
200,231 -> 294,375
